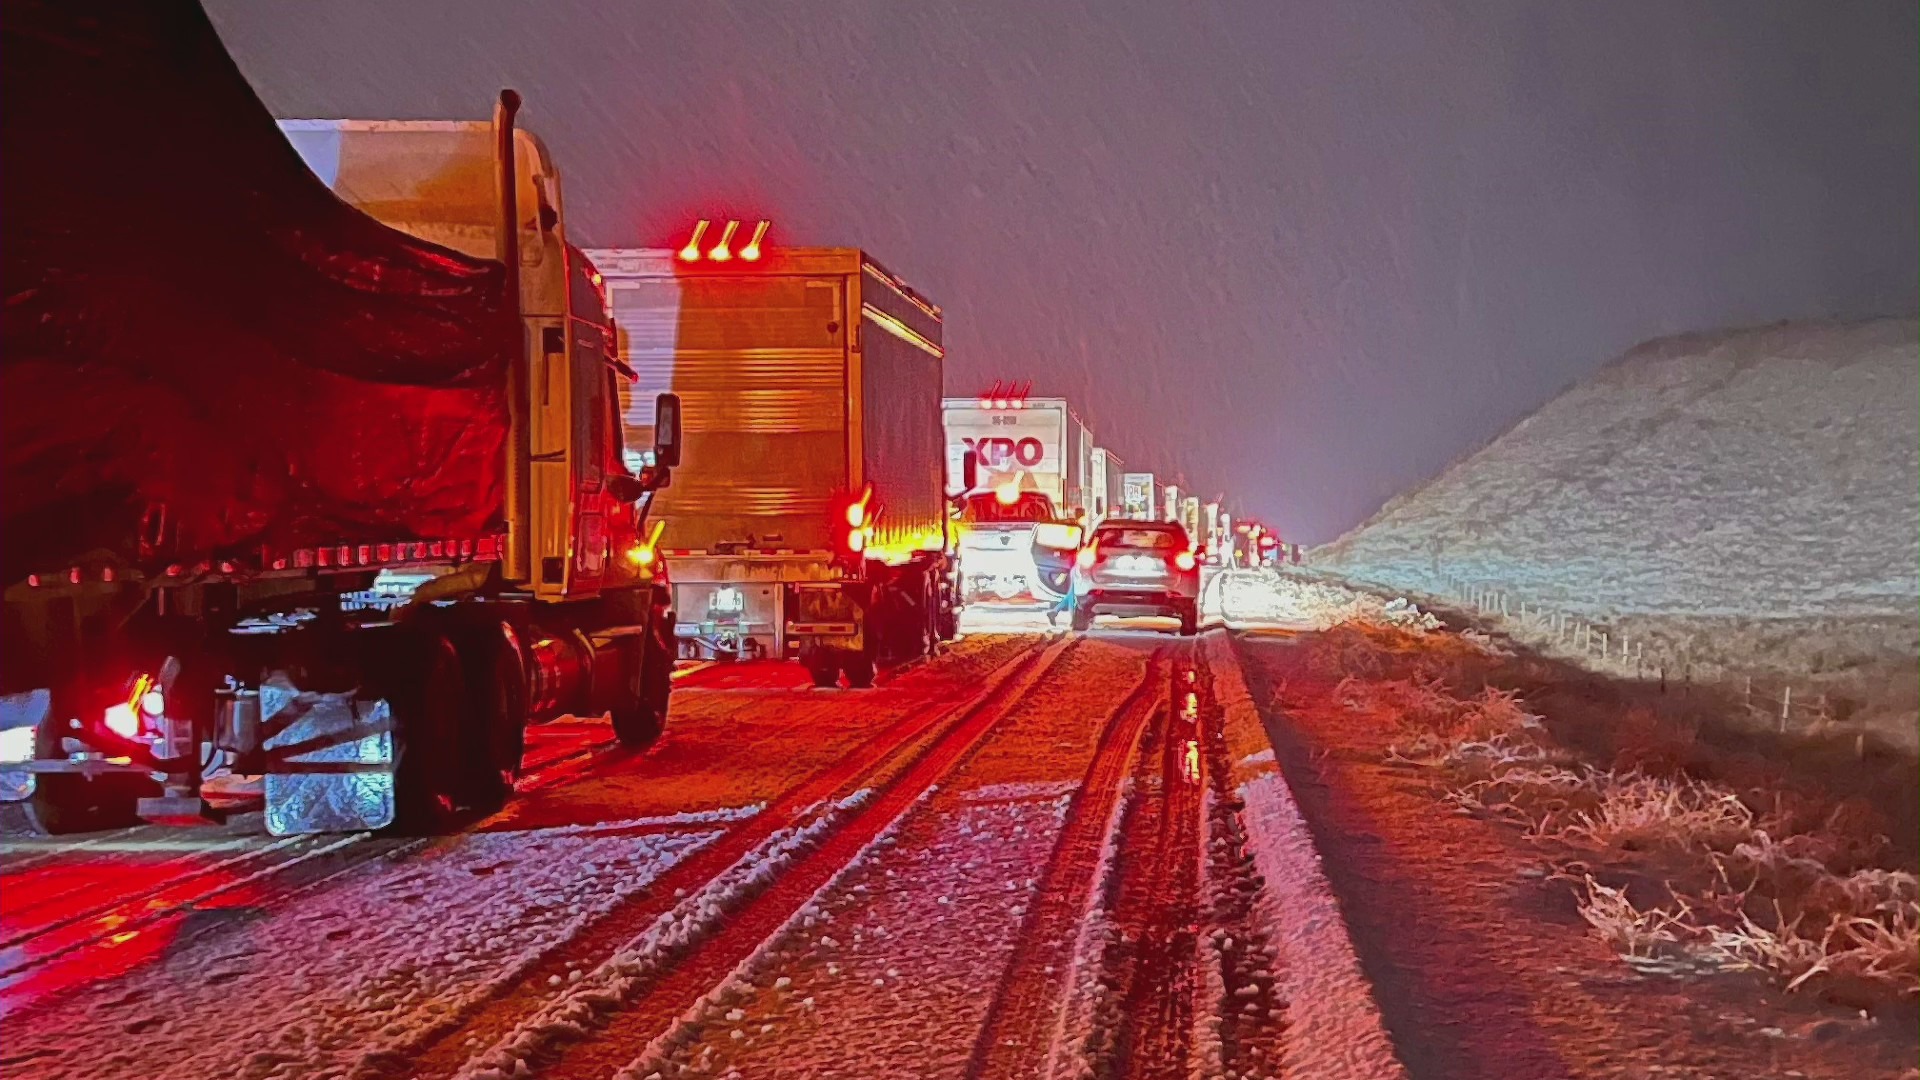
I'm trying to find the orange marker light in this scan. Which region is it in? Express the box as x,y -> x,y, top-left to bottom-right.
708,220 -> 740,261
678,219 -> 710,262
739,220 -> 770,261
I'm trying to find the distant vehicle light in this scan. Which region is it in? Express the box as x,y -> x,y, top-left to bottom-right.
1076,545 -> 1098,570
0,724 -> 33,764
847,529 -> 866,553
625,542 -> 656,568
845,503 -> 866,528
139,689 -> 166,718
977,397 -> 993,409
993,483 -> 1021,506
1173,550 -> 1197,572
678,219 -> 710,262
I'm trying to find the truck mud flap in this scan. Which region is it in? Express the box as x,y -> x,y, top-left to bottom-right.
261,676 -> 395,835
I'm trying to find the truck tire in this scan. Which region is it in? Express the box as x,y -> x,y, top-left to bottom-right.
24,712 -> 157,835
612,617 -> 672,748
390,632 -> 469,833
1070,603 -> 1093,633
805,656 -> 839,688
456,622 -> 527,815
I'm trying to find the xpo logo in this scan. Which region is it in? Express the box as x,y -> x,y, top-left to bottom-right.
962,436 -> 1046,467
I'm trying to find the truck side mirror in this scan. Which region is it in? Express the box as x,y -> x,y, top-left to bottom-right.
961,449 -> 979,493
653,392 -> 683,468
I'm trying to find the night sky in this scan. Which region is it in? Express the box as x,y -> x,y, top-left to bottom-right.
206,0 -> 1918,543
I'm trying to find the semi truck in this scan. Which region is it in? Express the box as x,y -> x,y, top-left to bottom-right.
0,2 -> 681,835
586,236 -> 964,688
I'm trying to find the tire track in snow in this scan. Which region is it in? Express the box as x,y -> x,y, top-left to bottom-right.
390,637 -> 1064,1080
1055,638 -> 1208,1080
471,636 -> 1079,1080
965,651 -> 1165,1080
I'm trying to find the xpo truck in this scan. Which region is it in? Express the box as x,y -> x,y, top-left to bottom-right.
1,4 -> 681,834
587,234 -> 962,688
942,393 -> 1094,604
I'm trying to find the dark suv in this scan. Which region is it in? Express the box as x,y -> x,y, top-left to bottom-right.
1068,520 -> 1200,634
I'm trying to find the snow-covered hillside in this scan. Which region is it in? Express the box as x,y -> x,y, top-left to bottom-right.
1317,319 -> 1918,620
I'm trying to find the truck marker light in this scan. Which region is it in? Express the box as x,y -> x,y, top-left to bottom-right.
708,220 -> 740,261
740,220 -> 770,261
678,219 -> 710,262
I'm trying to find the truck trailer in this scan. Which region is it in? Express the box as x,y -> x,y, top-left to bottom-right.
942,393 -> 1096,517
587,238 -> 962,688
1122,472 -> 1158,520
941,394 -> 1094,605
1088,447 -> 1126,523
1,2 -> 681,835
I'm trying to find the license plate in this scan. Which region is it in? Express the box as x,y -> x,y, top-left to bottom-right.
1109,555 -> 1164,576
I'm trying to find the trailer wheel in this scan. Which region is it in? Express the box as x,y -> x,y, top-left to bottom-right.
843,652 -> 875,689
24,712 -> 157,835
805,656 -> 839,688
457,622 -> 527,814
390,633 -> 468,832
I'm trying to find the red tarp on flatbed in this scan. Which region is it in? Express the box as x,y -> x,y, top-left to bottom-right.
1,0 -> 512,583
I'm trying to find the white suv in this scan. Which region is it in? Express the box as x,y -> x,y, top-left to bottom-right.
1068,521 -> 1200,635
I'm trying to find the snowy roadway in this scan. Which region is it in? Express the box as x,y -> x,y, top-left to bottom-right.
0,571 -> 1398,1080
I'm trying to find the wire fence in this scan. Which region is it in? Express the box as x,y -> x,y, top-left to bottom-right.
1301,567 -> 1858,749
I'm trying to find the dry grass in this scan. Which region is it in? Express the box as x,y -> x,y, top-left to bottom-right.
1311,619 -> 1920,998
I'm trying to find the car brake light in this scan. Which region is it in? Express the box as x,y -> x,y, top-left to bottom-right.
847,529 -> 866,553
1173,550 -> 1196,571
845,502 -> 866,528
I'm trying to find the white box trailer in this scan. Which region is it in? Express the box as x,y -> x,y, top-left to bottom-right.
589,240 -> 957,686
1088,447 -> 1125,522
1122,472 -> 1157,519
941,396 -> 1095,516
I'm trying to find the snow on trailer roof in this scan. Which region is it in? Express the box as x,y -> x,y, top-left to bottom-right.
584,246 -> 942,323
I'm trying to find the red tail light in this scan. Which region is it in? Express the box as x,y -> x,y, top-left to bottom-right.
1173,550 -> 1196,572
1076,545 -> 1097,570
